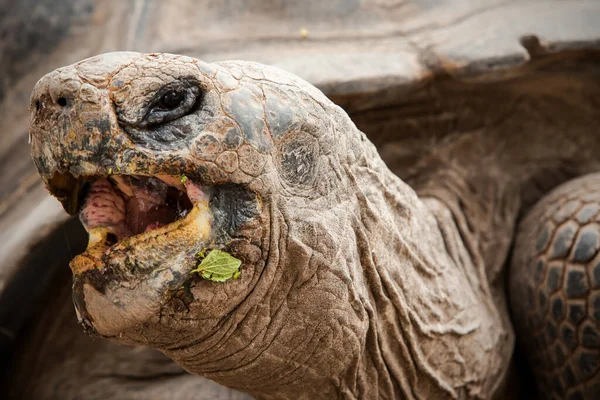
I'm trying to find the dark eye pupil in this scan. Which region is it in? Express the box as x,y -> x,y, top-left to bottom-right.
160,91 -> 184,109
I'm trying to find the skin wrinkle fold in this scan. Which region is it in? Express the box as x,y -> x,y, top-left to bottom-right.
349,142 -> 503,399
353,223 -> 414,399
183,203 -> 282,374
432,189 -> 492,296
28,52 -> 518,399
201,301 -> 270,365
423,200 -> 509,394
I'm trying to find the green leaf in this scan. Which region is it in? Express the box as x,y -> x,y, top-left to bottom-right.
191,249 -> 242,282
180,175 -> 188,185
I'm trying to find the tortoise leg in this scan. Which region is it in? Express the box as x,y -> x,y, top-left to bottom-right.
510,173 -> 600,399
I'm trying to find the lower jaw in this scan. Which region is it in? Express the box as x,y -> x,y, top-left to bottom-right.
70,200 -> 213,337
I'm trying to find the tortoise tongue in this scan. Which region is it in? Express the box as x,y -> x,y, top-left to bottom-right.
79,179 -> 129,238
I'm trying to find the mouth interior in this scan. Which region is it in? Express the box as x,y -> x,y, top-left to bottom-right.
79,175 -> 195,244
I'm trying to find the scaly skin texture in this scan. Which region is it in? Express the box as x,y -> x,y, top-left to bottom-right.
29,52 -> 514,399
510,173 -> 600,400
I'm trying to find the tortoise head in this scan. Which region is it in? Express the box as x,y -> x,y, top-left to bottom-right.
29,52 -> 378,393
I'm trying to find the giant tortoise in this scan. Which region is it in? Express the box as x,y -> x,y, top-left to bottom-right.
1,0 -> 600,399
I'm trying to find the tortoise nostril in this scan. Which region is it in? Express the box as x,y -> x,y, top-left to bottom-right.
57,97 -> 68,107
35,100 -> 40,111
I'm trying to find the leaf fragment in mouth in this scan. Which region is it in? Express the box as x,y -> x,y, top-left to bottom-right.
191,249 -> 242,282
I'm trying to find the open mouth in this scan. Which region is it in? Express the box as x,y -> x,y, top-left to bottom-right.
78,174 -> 210,248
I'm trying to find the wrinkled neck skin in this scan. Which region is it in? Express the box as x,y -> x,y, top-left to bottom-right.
110,114 -> 511,399
187,64 -> 600,399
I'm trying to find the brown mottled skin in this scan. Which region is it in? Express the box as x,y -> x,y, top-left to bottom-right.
28,52 -> 600,399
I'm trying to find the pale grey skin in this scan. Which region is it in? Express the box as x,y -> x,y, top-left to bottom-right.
26,50 -> 600,400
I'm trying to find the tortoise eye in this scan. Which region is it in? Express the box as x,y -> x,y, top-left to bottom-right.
159,90 -> 185,110
126,79 -> 201,128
